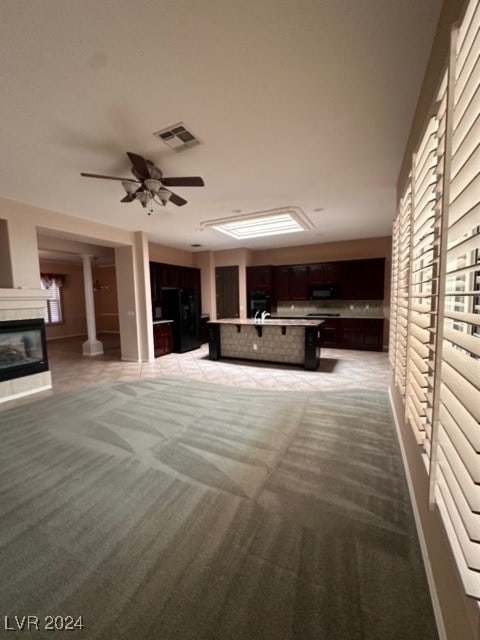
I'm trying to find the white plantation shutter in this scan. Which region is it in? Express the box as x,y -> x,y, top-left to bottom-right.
389,214 -> 400,368
434,0 -> 480,599
40,277 -> 63,324
390,0 -> 480,602
405,116 -> 440,449
394,182 -> 412,397
424,72 -> 449,471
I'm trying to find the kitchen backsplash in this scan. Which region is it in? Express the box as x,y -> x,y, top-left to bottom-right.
275,300 -> 384,317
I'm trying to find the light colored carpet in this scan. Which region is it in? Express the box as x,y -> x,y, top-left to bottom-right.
0,377 -> 437,639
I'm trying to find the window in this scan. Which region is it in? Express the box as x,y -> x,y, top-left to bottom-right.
40,274 -> 65,325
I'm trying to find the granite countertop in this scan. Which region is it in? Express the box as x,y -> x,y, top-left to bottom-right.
270,313 -> 384,320
208,318 -> 324,327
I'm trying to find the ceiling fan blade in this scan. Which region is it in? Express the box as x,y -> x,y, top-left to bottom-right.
127,152 -> 151,180
168,192 -> 188,207
161,176 -> 205,187
120,193 -> 137,203
81,172 -> 137,182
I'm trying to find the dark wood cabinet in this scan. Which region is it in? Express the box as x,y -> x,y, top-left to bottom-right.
291,265 -> 308,299
363,318 -> 384,349
272,258 -> 384,303
161,264 -> 180,288
246,266 -> 272,292
273,266 -> 291,301
153,322 -> 173,357
319,319 -> 340,346
149,262 -> 202,314
308,262 -> 340,286
341,318 -> 363,348
273,264 -> 308,301
318,318 -> 383,351
150,262 -> 159,302
341,258 -> 385,300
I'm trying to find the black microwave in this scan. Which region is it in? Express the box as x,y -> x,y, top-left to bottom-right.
309,285 -> 340,300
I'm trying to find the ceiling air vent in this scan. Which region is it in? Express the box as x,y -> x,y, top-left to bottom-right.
153,122 -> 200,152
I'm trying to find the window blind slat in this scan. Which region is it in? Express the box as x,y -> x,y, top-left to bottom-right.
438,449 -> 480,542
443,326 -> 480,357
439,425 -> 480,512
435,487 -> 480,598
435,467 -> 480,570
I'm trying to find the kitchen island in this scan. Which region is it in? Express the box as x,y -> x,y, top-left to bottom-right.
207,318 -> 323,370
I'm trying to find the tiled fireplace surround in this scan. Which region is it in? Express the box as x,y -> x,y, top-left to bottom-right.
0,289 -> 52,403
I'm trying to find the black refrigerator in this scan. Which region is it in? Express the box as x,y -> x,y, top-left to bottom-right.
161,287 -> 201,353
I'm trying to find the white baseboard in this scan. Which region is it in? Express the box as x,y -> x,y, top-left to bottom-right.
388,386 -> 447,640
0,384 -> 52,404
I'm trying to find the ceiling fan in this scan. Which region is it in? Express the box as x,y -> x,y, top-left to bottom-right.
81,152 -> 204,209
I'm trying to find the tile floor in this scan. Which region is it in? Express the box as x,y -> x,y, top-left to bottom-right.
0,334 -> 390,412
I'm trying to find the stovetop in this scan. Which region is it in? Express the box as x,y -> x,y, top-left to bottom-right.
306,313 -> 340,317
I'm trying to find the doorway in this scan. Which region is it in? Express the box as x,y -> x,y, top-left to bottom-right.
215,266 -> 239,319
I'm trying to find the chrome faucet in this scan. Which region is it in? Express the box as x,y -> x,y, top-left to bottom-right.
254,310 -> 260,321
261,311 -> 271,321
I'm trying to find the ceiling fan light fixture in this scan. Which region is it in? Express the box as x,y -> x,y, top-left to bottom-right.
81,152 -> 203,209
136,191 -> 150,207
156,188 -> 172,206
122,180 -> 139,195
144,178 -> 162,194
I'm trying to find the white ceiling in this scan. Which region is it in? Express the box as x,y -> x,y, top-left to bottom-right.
0,0 -> 442,252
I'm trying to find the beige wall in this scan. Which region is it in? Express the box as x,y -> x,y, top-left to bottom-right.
115,245 -> 141,362
250,236 -> 391,265
40,259 -> 87,340
193,250 -> 216,317
397,0 -> 468,199
92,265 -> 119,333
148,242 -> 193,267
391,1 -> 478,638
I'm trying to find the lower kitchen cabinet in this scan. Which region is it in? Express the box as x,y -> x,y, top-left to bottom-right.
153,322 -> 173,357
319,318 -> 383,351
318,319 -> 340,346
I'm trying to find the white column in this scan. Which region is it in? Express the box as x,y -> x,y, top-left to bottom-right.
81,254 -> 103,356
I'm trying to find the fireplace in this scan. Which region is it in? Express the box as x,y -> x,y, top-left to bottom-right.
0,318 -> 49,382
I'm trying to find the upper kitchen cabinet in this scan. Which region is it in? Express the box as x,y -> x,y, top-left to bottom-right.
178,266 -> 201,292
291,265 -> 308,299
149,262 -> 159,302
149,262 -> 202,317
246,265 -> 272,292
308,262 -> 341,286
341,258 -> 385,299
273,264 -> 308,301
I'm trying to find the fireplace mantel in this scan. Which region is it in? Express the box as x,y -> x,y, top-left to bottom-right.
0,287 -> 51,311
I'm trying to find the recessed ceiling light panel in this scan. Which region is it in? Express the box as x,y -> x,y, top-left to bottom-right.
201,207 -> 313,240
